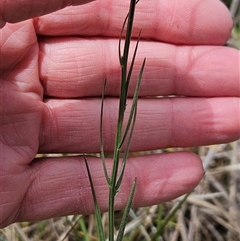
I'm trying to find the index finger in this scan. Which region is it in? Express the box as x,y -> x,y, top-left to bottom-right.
35,0 -> 233,45
0,0 -> 95,28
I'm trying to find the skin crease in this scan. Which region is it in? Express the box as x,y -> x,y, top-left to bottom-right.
0,0 -> 239,228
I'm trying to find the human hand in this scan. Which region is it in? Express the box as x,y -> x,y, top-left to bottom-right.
0,0 -> 239,228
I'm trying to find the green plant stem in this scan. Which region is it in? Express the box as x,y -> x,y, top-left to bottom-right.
108,1 -> 138,240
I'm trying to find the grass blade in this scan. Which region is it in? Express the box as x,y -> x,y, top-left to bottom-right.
152,192 -> 192,240
125,30 -> 142,93
122,0 -> 138,66
78,217 -> 91,241
118,0 -> 140,64
100,79 -> 110,185
116,57 -> 145,193
84,155 -> 106,241
119,57 -> 146,149
115,107 -> 137,193
118,0 -> 138,120
116,178 -> 137,241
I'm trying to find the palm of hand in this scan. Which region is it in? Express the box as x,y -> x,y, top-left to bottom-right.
1,21 -> 43,225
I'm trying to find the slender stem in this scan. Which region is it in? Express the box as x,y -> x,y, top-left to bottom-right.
108,1 -> 137,240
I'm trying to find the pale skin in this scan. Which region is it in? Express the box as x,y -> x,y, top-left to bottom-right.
0,0 -> 239,228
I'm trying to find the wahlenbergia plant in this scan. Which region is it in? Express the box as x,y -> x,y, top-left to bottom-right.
84,0 -> 146,240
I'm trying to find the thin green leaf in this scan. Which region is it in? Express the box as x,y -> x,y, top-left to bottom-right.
118,0 -> 138,119
115,104 -> 137,193
100,79 -> 110,185
79,217 -> 91,241
125,30 -> 142,94
116,178 -> 137,241
119,57 -> 146,149
157,205 -> 163,229
152,192 -> 192,240
115,66 -> 141,191
84,155 -> 106,241
118,11 -> 129,67
118,0 -> 140,65
115,57 -> 145,194
122,0 -> 137,66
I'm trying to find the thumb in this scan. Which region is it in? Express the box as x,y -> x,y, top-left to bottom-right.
0,0 -> 95,28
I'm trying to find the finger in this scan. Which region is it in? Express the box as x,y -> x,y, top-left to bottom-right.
0,0 -> 95,28
15,152 -> 203,223
39,38 -> 240,98
39,97 -> 240,153
35,0 -> 232,45
0,21 -> 43,95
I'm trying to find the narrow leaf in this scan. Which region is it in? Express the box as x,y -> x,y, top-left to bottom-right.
125,30 -> 142,94
118,0 -> 140,66
122,0 -> 137,67
115,106 -> 137,192
116,178 -> 137,241
100,79 -> 110,185
79,217 -> 91,241
116,58 -> 146,193
118,12 -> 129,66
120,57 -> 146,148
84,155 -> 106,241
152,192 -> 192,240
118,0 -> 139,120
